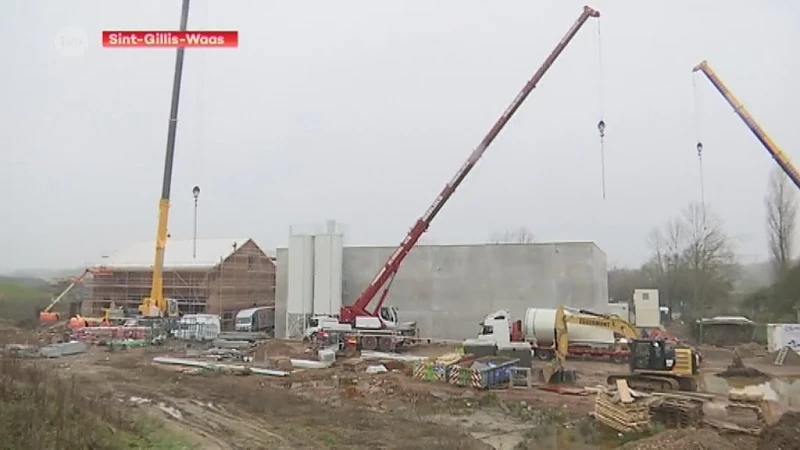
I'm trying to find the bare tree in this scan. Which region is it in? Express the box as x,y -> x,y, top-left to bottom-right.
641,202 -> 737,317
490,226 -> 535,244
607,266 -> 650,303
642,220 -> 688,314
680,202 -> 738,315
765,167 -> 798,278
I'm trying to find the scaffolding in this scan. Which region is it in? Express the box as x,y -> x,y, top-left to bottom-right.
84,240 -> 276,329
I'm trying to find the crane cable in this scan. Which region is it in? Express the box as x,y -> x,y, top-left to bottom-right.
692,74 -> 707,224
595,18 -> 607,200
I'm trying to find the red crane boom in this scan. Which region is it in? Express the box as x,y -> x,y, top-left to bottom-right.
340,5 -> 601,325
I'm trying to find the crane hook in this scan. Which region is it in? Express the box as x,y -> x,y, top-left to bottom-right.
696,142 -> 703,157
597,120 -> 606,138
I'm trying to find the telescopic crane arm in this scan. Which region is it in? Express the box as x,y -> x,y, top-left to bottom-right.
340,6 -> 601,324
693,60 -> 800,190
43,269 -> 92,314
139,0 -> 191,317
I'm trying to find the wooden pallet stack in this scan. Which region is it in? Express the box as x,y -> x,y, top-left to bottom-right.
719,387 -> 768,435
594,380 -> 652,433
650,397 -> 703,428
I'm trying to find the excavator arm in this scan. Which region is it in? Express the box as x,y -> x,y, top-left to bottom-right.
545,307 -> 641,382
693,60 -> 800,190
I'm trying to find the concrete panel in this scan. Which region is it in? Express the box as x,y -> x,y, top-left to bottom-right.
313,234 -> 344,316
276,242 -> 608,341
275,248 -> 288,338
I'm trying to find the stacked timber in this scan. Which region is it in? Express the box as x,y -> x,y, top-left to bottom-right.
594,380 -> 652,433
649,396 -> 704,428
435,352 -> 465,365
719,387 -> 767,435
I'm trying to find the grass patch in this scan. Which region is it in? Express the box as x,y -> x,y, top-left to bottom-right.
0,358 -> 193,450
0,280 -> 54,324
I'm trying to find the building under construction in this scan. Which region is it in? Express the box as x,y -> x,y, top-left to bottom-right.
84,238 -> 275,329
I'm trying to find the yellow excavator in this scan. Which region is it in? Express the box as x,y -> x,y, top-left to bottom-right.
546,307 -> 700,391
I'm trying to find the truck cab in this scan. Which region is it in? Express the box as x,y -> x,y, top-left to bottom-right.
477,310 -> 513,346
303,315 -> 349,341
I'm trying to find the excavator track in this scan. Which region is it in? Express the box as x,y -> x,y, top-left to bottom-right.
607,374 -> 690,392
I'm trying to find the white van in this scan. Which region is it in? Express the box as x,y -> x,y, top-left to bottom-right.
235,307 -> 275,333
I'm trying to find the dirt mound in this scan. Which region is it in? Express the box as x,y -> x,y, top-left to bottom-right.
759,348 -> 800,366
617,428 -> 730,450
253,339 -> 309,361
758,411 -> 800,450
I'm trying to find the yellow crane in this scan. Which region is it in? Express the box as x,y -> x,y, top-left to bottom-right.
692,60 -> 800,189
139,0 -> 190,318
547,307 -> 700,391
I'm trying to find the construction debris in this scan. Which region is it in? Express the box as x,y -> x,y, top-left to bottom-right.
3,344 -> 40,358
718,349 -> 769,378
715,387 -> 769,435
212,339 -> 251,349
152,356 -> 289,377
593,380 -> 652,433
366,365 -> 388,374
361,351 -> 427,362
291,358 -> 331,369
649,396 -> 704,429
617,428 -> 732,450
40,341 -> 87,358
216,331 -> 270,342
757,411 -> 800,450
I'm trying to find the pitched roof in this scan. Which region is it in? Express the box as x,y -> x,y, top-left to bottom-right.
94,238 -> 257,270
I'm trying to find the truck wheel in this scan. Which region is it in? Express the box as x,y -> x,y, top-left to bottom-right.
378,337 -> 394,352
361,336 -> 378,351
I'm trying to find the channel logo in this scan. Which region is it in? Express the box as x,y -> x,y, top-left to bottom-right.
54,27 -> 89,57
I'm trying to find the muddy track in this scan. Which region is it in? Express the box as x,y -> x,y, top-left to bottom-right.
81,367 -> 291,449
69,358 -> 488,449
160,399 -> 286,449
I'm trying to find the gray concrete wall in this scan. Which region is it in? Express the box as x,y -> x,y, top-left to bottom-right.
275,242 -> 608,340
275,247 -> 288,339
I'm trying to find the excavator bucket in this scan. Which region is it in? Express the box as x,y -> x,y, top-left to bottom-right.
541,362 -> 578,385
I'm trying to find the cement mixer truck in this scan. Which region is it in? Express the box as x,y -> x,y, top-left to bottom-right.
477,308 -> 632,363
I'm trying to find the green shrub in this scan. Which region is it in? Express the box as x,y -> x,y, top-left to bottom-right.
0,358 -> 191,450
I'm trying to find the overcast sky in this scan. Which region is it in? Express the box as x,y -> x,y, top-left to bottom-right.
1,0 -> 798,272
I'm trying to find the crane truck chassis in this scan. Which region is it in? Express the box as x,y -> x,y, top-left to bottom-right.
306,313 -> 420,355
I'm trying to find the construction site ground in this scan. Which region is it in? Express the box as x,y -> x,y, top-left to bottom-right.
2,326 -> 800,450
